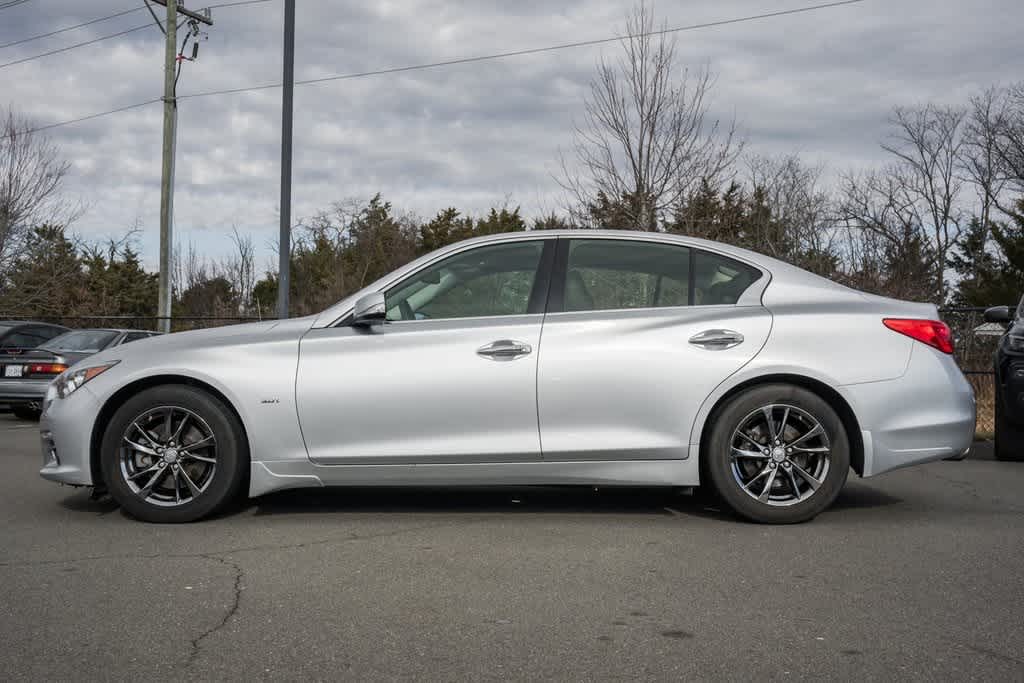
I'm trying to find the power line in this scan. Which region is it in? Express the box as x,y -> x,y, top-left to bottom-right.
0,23 -> 154,69
0,7 -> 142,49
0,0 -> 271,52
13,0 -> 866,136
0,0 -> 33,11
17,98 -> 163,135
180,0 -> 867,99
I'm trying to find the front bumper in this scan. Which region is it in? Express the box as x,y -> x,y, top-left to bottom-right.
0,377 -> 49,405
38,385 -> 101,487
840,344 -> 976,477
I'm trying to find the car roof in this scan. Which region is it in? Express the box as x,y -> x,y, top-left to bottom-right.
0,320 -> 68,327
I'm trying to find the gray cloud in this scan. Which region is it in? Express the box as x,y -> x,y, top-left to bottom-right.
1,0 -> 1021,269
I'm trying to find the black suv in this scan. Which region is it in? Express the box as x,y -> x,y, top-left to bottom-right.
986,296 -> 1024,461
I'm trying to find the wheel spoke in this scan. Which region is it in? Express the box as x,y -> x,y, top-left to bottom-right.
127,462 -> 162,480
178,466 -> 202,497
172,469 -> 182,504
164,408 -> 174,441
123,437 -> 158,457
181,451 -> 215,464
185,434 -> 214,450
138,467 -> 168,498
791,462 -> 822,491
735,430 -> 764,451
791,445 -> 830,454
732,447 -> 769,460
785,467 -> 802,501
757,467 -> 779,501
788,423 -> 824,448
777,407 -> 790,440
761,406 -> 776,442
742,467 -> 772,492
132,421 -> 160,448
170,413 -> 190,444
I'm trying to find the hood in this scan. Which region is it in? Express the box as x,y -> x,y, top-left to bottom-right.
82,316 -> 319,366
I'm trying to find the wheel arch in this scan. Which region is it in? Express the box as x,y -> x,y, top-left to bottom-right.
697,373 -> 865,477
89,374 -> 251,489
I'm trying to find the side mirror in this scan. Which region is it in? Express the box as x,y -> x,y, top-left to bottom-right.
984,305 -> 1012,324
352,292 -> 387,326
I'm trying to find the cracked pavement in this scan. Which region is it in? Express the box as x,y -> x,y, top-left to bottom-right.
1,414 -> 1023,681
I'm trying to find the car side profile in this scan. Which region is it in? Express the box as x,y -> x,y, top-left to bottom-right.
39,231 -> 976,524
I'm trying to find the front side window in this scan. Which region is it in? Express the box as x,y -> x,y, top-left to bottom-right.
386,241 -> 546,321
563,239 -> 691,312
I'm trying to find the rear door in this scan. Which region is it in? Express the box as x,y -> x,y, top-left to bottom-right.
537,237 -> 772,461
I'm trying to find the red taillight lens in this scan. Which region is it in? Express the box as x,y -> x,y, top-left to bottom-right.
883,319 -> 954,354
27,363 -> 68,376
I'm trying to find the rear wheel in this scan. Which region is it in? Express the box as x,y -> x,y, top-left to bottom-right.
100,385 -> 248,523
994,392 -> 1024,462
703,384 -> 850,524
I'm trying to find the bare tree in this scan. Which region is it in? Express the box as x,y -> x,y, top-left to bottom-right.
960,86 -> 1011,234
879,104 -> 966,300
224,226 -> 256,314
560,2 -> 740,229
745,154 -> 837,267
0,108 -> 71,276
989,82 -> 1024,216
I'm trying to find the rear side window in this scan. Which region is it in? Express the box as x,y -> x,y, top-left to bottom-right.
692,251 -> 761,305
563,239 -> 690,312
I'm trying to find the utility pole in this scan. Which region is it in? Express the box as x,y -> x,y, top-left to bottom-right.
151,0 -> 212,333
277,0 -> 296,320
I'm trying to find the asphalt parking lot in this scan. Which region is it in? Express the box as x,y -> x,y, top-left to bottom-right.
1,414 -> 1023,681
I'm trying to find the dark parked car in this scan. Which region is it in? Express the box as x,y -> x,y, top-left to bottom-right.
986,296 -> 1024,461
1,321 -> 69,417
1,328 -> 160,420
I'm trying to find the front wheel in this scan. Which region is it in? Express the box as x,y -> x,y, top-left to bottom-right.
703,384 -> 850,524
100,385 -> 248,523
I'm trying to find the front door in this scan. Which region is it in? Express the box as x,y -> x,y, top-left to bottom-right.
296,238 -> 555,465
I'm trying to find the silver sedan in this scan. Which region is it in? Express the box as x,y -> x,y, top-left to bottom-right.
39,231 -> 975,523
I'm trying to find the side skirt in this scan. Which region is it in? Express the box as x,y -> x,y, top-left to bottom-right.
249,457 -> 701,498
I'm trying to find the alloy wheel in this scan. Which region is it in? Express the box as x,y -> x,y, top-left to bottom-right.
119,406 -> 218,507
729,403 -> 831,507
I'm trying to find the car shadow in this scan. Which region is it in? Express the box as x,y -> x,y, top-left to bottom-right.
247,481 -> 903,520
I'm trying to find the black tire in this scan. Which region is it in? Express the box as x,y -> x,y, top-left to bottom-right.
703,384 -> 850,524
100,385 -> 248,523
994,392 -> 1024,462
12,405 -> 41,420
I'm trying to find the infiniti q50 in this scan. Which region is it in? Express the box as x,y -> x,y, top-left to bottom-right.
39,231 -> 975,523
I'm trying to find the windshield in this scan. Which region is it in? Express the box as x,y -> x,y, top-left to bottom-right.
40,330 -> 119,353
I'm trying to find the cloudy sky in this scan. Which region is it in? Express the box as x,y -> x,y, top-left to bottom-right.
1,0 -> 1020,270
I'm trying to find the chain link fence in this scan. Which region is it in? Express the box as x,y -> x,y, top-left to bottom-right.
4,307 -> 1001,436
938,307 -> 999,437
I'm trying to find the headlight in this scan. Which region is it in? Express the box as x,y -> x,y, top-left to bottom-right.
1008,334 -> 1024,353
54,362 -> 119,399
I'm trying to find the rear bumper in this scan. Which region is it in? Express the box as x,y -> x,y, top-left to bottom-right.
0,377 -> 49,405
840,344 -> 975,477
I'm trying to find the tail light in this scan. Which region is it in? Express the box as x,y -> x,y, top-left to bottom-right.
27,363 -> 68,376
883,319 -> 954,354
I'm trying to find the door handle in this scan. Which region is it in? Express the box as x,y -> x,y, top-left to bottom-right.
689,329 -> 744,350
476,339 -> 532,361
